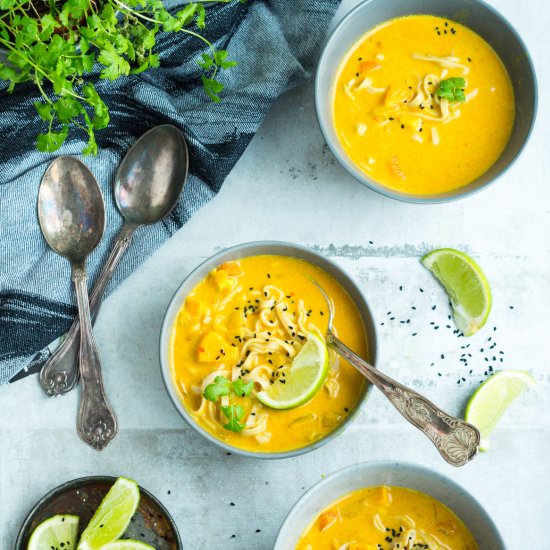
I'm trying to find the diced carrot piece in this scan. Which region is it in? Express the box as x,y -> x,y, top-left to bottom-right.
210,269 -> 230,290
184,296 -> 204,317
218,261 -> 243,277
360,60 -> 380,72
318,509 -> 338,531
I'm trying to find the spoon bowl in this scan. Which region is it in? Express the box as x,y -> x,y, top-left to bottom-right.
38,157 -> 105,262
114,124 -> 188,225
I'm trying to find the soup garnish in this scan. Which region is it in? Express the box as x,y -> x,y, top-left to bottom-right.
170,255 -> 368,453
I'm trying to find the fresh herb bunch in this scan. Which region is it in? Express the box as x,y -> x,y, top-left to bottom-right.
437,77 -> 466,103
0,0 -> 240,154
203,375 -> 254,432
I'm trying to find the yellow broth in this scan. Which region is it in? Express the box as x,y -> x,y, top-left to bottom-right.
170,255 -> 368,453
297,485 -> 478,549
333,15 -> 515,194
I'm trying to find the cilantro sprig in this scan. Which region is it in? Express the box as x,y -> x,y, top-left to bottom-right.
436,77 -> 467,103
203,375 -> 253,432
0,0 -> 241,154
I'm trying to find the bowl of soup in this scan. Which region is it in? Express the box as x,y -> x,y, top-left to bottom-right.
160,242 -> 377,458
316,0 -> 537,202
274,461 -> 505,549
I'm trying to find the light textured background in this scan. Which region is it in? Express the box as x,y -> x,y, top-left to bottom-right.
1,0 -> 549,547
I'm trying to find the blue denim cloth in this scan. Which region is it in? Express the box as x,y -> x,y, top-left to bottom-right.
0,0 -> 340,383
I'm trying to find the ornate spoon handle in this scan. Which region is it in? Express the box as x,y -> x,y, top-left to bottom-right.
72,264 -> 117,451
327,332 -> 480,466
39,222 -> 136,396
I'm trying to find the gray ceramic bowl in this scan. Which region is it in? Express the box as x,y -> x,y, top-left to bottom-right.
159,241 -> 377,459
315,0 -> 537,203
274,461 -> 505,549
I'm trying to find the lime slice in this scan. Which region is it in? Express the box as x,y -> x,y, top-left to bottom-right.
421,248 -> 492,336
28,515 -> 79,550
99,542 -> 155,550
77,477 -> 140,550
465,370 -> 536,451
256,332 -> 329,409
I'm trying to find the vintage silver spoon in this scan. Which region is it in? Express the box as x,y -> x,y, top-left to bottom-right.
39,125 -> 189,396
312,281 -> 480,467
38,157 -> 117,450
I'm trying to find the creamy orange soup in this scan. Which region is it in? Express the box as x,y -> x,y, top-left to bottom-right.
170,255 -> 368,453
297,485 -> 478,549
333,15 -> 515,194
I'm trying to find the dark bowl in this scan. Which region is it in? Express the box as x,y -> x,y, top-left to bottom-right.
15,476 -> 182,550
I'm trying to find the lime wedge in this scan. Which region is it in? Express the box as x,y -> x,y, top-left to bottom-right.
28,514 -> 79,550
256,332 -> 329,409
99,542 -> 155,550
421,248 -> 492,336
465,370 -> 536,451
77,477 -> 140,550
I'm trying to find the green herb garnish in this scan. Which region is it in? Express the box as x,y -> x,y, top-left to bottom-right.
203,375 -> 253,432
221,404 -> 245,432
203,375 -> 231,402
436,77 -> 466,102
231,378 -> 254,397
0,0 -> 241,154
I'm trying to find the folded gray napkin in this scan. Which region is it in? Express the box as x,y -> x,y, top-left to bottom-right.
0,0 -> 340,384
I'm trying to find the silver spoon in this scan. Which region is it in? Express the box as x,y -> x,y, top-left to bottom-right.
38,157 -> 117,450
39,125 -> 189,396
313,281 -> 480,467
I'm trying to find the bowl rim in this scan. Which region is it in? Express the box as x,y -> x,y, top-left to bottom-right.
159,240 -> 378,459
274,459 -> 505,549
14,475 -> 182,550
314,0 -> 538,204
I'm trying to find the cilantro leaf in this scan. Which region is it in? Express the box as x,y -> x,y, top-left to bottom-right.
53,97 -> 83,123
39,14 -> 58,41
36,126 -> 69,153
201,75 -> 224,103
34,101 -> 54,122
221,404 -> 245,432
98,48 -> 130,80
82,83 -> 110,129
214,50 -> 238,69
231,378 -> 254,398
203,375 -> 231,402
436,77 -> 467,103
